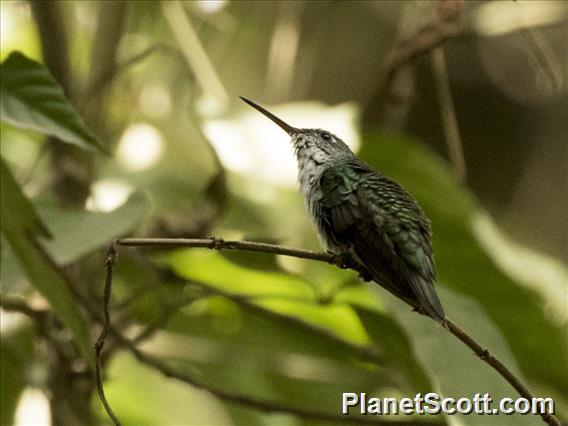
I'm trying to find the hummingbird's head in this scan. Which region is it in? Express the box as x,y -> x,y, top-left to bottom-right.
289,128 -> 352,158
240,97 -> 353,160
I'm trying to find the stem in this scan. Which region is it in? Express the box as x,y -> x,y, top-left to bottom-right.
94,244 -> 122,426
114,237 -> 561,426
117,237 -> 335,263
31,1 -> 92,207
363,0 -> 466,127
431,47 -> 467,183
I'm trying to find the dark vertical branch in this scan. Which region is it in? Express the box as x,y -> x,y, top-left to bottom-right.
30,1 -> 73,97
31,1 -> 93,207
83,1 -> 130,137
94,244 -> 122,426
363,0 -> 464,128
431,47 -> 467,183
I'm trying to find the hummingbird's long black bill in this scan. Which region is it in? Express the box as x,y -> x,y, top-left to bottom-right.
240,96 -> 299,136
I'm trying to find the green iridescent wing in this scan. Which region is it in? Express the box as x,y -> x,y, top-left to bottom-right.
317,160 -> 444,321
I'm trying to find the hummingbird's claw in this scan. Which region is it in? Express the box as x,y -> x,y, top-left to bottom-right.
330,251 -> 373,281
358,269 -> 373,282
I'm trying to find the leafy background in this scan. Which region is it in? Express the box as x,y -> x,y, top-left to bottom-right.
0,1 -> 566,426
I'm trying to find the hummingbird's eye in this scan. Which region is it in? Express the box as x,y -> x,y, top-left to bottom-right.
320,132 -> 331,141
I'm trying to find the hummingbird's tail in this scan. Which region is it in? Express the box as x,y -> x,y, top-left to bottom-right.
407,275 -> 445,322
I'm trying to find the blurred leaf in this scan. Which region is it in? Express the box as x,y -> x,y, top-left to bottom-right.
387,287 -> 535,425
0,323 -> 35,426
96,352 -> 232,425
162,250 -> 378,347
0,52 -> 105,153
219,247 -> 282,272
354,306 -> 432,393
136,330 -> 385,420
219,404 -> 269,426
165,249 -> 314,299
163,296 -> 380,366
0,237 -> 29,295
149,258 -> 439,400
0,346 -> 23,425
0,158 -> 50,240
360,133 -> 567,396
0,159 -> 93,369
38,191 -> 149,264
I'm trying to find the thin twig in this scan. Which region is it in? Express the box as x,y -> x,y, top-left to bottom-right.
114,237 -> 561,426
78,45 -> 186,112
122,340 -> 435,426
365,1 -> 464,124
162,0 -> 228,103
0,296 -> 46,321
117,237 -> 339,264
94,243 -> 122,426
513,2 -> 564,96
384,21 -> 463,96
443,319 -> 559,426
177,277 -> 386,365
431,47 -> 467,183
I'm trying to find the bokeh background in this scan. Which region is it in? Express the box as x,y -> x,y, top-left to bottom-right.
1,1 -> 566,425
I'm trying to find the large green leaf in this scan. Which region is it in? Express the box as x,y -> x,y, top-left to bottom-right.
0,346 -> 23,426
385,287 -> 535,425
0,52 -> 106,153
0,159 -> 93,368
359,133 -> 567,400
156,251 -> 434,397
0,324 -> 35,426
354,306 -> 432,394
94,352 -> 232,425
37,191 -> 148,265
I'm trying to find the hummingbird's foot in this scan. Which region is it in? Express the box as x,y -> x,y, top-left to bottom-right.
412,306 -> 433,318
330,251 -> 373,282
357,269 -> 373,282
330,251 -> 356,269
412,306 -> 423,315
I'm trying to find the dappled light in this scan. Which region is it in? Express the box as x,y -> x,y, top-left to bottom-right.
86,180 -> 134,212
116,123 -> 164,171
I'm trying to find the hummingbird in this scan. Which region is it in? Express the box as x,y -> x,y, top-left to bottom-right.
240,97 -> 445,322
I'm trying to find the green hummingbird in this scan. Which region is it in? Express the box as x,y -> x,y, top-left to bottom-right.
241,97 -> 445,322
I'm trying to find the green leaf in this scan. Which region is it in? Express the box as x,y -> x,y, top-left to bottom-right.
0,51 -> 106,153
165,249 -> 314,300
354,306 -> 433,393
359,133 -> 567,400
0,324 -> 35,426
94,352 -> 232,425
1,346 -> 23,426
38,191 -> 148,265
387,287 -> 535,425
159,240 -> 438,397
0,158 -> 94,369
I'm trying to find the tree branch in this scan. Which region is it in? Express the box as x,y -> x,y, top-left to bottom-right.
94,244 -> 122,426
117,237 -> 340,263
114,237 -> 561,426
431,47 -> 467,183
78,45 -> 187,112
0,296 -> 46,322
31,0 -> 92,206
364,0 -> 465,126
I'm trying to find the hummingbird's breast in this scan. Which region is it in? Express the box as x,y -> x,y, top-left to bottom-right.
295,151 -> 340,250
296,150 -> 327,199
